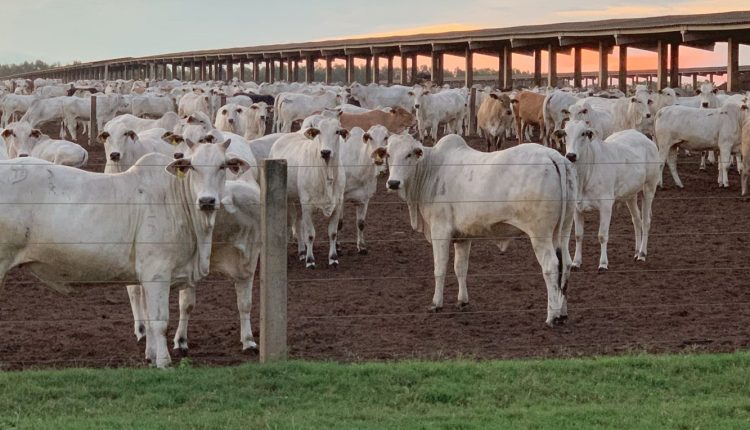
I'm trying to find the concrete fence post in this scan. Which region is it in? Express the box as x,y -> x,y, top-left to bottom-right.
89,96 -> 98,146
260,159 -> 288,363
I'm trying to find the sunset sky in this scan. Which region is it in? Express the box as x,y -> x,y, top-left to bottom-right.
1,0 -> 747,74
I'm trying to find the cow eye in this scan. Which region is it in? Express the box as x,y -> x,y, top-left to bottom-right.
236,109 -> 242,113
222,110 -> 227,114
219,164 -> 226,170
405,154 -> 411,159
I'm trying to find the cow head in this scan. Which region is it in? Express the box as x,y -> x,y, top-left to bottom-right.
697,82 -> 720,109
214,103 -> 244,133
166,138 -> 249,212
562,119 -> 595,163
101,127 -> 138,164
304,118 -> 347,164
363,125 -> 390,168
385,133 -> 423,192
3,122 -> 44,158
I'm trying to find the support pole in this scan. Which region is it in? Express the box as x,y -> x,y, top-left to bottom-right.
573,47 -> 582,88
669,43 -> 680,89
727,37 -> 739,92
503,46 -> 513,89
89,96 -> 97,147
260,159 -> 288,363
547,44 -> 557,88
618,45 -> 628,93
465,48 -> 473,88
387,56 -> 394,85
657,40 -> 668,91
598,42 -> 609,90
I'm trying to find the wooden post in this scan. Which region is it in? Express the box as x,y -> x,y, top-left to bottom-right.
260,159 -> 288,363
465,47 -> 473,88
387,56 -> 394,85
468,87 -> 477,137
618,45 -> 628,93
89,96 -> 97,147
598,42 -> 609,89
503,46 -> 513,89
727,37 -> 739,92
573,47 -> 582,88
669,43 -> 680,89
657,40 -> 668,91
547,44 -> 557,88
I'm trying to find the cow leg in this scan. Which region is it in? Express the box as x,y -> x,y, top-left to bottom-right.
667,147 -> 683,188
718,147 -> 731,188
429,229 -> 452,311
625,195 -> 643,261
355,201 -> 369,254
431,123 -> 439,142
126,284 -> 146,341
638,184 -> 656,262
597,201 -> 614,272
700,152 -> 707,171
327,203 -> 342,267
173,286 -> 195,354
453,240 -> 471,307
141,280 -> 172,368
707,150 -> 716,165
529,235 -> 565,326
235,277 -> 257,351
572,209 -> 584,269
289,204 -> 305,260
138,286 -> 155,362
301,205 -> 316,269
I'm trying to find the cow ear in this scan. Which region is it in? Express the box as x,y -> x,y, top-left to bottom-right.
630,97 -> 637,103
337,129 -> 349,140
414,148 -> 423,158
741,105 -> 748,111
304,127 -> 320,140
712,88 -> 718,94
423,90 -> 430,95
489,93 -> 499,100
647,99 -> 653,105
695,89 -> 702,95
250,105 -> 258,110
221,139 -> 231,150
554,129 -> 566,138
97,131 -> 110,144
166,158 -> 192,178
585,130 -> 594,139
561,108 -> 569,115
225,157 -> 250,175
581,108 -> 588,114
362,132 -> 371,142
30,129 -> 42,138
187,115 -> 198,124
337,110 -> 343,117
657,89 -> 663,94
125,130 -> 137,140
407,91 -> 414,96
510,99 -> 518,104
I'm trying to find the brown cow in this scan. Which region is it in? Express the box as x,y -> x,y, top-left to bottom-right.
339,106 -> 415,134
510,91 -> 546,144
477,92 -> 514,151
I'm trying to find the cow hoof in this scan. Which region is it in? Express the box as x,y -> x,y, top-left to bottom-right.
571,264 -> 581,271
358,248 -> 368,255
428,304 -> 442,313
174,347 -> 188,358
456,301 -> 470,310
637,252 -> 647,262
298,252 -> 306,261
242,344 -> 259,355
329,261 -> 339,268
597,267 -> 608,273
306,263 -> 316,269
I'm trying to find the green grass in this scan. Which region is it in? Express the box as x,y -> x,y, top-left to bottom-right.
1,352 -> 749,429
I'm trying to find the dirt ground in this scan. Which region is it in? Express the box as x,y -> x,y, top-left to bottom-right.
1,126 -> 749,370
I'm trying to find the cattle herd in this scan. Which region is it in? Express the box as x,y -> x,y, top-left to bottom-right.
0,75 -> 748,368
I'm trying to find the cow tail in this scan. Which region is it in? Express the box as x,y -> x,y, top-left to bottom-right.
549,155 -> 567,289
542,93 -> 553,146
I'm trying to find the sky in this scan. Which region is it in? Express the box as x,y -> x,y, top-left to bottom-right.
1,0 -> 748,73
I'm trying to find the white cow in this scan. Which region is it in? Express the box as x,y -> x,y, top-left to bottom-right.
99,125 -> 185,173
131,95 -> 175,118
127,174 -> 262,353
62,94 -> 125,140
561,121 -> 660,270
413,90 -> 466,141
655,103 -> 748,188
247,133 -> 286,161
104,112 -> 179,133
741,118 -> 750,195
2,122 -> 88,167
385,133 -> 576,325
1,94 -> 37,127
0,146 -> 248,367
19,96 -> 66,134
269,118 -> 347,268
243,102 -> 269,140
214,103 -> 246,135
178,92 -> 211,118
348,82 -> 415,111
274,91 -> 342,133
543,90 -> 578,144
340,125 -> 389,253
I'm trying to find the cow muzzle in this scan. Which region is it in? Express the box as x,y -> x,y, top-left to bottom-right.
198,197 -> 217,211
110,152 -> 121,162
320,149 -> 331,161
387,180 -> 401,190
701,102 -> 709,108
18,154 -> 29,158
565,153 -> 577,163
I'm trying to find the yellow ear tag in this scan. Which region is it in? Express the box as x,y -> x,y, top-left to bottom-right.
176,169 -> 186,178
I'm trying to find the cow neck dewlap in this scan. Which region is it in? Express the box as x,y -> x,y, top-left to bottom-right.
575,140 -> 598,198
404,148 -> 434,233
173,171 -> 215,282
